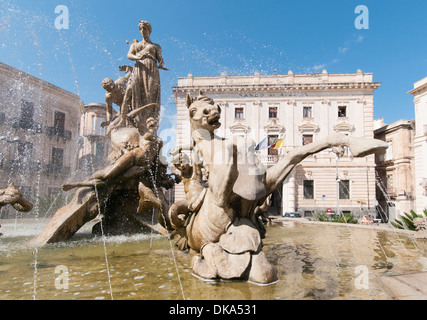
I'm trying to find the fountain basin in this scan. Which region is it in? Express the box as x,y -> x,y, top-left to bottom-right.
0,218 -> 426,300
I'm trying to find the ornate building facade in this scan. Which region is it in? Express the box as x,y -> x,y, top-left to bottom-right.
173,69 -> 381,218
374,118 -> 415,221
409,76 -> 427,213
77,103 -> 113,175
0,62 -> 81,217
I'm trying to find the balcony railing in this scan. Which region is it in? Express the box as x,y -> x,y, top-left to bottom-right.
11,118 -> 43,133
83,129 -> 106,137
8,159 -> 41,173
256,154 -> 284,164
47,127 -> 72,140
44,164 -> 71,176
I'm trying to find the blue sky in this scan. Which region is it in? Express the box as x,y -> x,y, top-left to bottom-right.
1,0 -> 426,134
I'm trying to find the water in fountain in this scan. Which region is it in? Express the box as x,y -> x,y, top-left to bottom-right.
0,2 -> 126,299
374,170 -> 421,251
1,2 -> 427,301
333,165 -> 423,268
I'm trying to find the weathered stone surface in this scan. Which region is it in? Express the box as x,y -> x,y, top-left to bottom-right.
170,91 -> 388,284
192,242 -> 251,280
380,272 -> 427,300
31,187 -> 98,246
248,251 -> 278,284
0,183 -> 33,213
219,218 -> 261,254
0,183 -> 33,237
32,20 -> 173,246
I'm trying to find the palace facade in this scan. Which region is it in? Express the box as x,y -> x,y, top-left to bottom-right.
77,102 -> 113,175
374,118 -> 415,221
0,62 -> 81,217
173,69 -> 381,218
409,76 -> 427,213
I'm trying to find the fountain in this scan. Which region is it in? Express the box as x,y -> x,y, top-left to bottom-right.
25,17 -> 392,285
1,14 -> 427,301
32,20 -> 176,247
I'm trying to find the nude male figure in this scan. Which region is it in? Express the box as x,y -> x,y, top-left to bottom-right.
100,65 -> 133,128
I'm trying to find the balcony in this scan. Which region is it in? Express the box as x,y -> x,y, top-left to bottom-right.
256,154 -> 283,164
11,118 -> 43,133
7,159 -> 41,173
44,164 -> 71,176
83,128 -> 106,138
47,127 -> 72,140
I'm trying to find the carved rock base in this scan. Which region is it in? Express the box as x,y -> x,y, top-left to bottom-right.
191,217 -> 278,285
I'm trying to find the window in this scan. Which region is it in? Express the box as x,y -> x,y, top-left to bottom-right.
269,107 -> 278,119
303,180 -> 314,199
235,107 -> 244,119
339,180 -> 350,199
20,100 -> 34,129
52,147 -> 64,171
338,106 -> 347,118
386,174 -> 394,191
302,134 -> 313,146
303,106 -> 312,118
96,117 -> 106,135
342,146 -> 350,157
54,111 -> 65,132
90,142 -> 96,155
96,143 -> 105,160
268,135 -> 278,156
17,142 -> 33,165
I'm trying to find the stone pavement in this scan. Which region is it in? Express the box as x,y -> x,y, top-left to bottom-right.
379,272 -> 427,300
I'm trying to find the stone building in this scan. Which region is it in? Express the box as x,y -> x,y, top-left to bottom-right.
173,70 -> 381,218
409,76 -> 427,213
0,62 -> 81,217
77,102 -> 113,175
374,118 -> 415,221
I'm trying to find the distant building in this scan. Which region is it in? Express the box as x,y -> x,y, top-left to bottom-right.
78,103 -> 113,174
0,62 -> 81,217
374,118 -> 415,221
173,70 -> 381,218
409,76 -> 427,213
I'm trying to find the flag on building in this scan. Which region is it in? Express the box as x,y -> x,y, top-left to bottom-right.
255,137 -> 269,150
272,139 -> 285,149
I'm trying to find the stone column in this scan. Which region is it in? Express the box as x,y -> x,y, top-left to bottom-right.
282,169 -> 296,213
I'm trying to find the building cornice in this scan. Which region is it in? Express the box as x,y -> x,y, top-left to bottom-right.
374,119 -> 415,135
408,82 -> 427,96
0,62 -> 80,103
408,76 -> 427,96
173,82 -> 381,98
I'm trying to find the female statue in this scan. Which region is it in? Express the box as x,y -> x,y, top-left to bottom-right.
120,20 -> 166,134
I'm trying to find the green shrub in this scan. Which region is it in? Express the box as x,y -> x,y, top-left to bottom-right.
314,212 -> 357,224
314,212 -> 331,222
391,209 -> 427,231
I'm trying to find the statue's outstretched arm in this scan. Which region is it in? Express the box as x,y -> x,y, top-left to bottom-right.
264,133 -> 388,196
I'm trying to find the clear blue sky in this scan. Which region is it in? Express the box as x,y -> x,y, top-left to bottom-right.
1,0 -> 426,134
